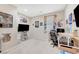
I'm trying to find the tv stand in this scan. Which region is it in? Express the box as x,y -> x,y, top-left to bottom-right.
21,31 -> 28,41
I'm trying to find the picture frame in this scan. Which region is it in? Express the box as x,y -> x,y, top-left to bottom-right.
0,33 -> 11,43
69,13 -> 72,33
20,17 -> 27,23
0,12 -> 13,28
18,12 -> 27,23
69,13 -> 72,24
57,21 -> 62,27
35,21 -> 39,28
40,22 -> 43,26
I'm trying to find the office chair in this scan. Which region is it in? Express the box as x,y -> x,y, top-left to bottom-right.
50,30 -> 58,47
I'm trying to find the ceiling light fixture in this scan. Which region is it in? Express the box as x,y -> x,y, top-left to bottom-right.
23,9 -> 28,12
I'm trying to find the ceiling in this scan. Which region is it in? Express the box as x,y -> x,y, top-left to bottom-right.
13,4 -> 66,17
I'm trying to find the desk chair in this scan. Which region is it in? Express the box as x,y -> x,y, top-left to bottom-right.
50,30 -> 58,47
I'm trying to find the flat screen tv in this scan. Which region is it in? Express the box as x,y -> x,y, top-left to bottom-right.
74,5 -> 79,27
57,28 -> 65,33
18,24 -> 29,32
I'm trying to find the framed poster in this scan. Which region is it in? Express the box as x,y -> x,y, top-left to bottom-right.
69,13 -> 72,33
18,12 -> 27,23
20,17 -> 27,23
57,21 -> 62,27
35,21 -> 39,28
0,12 -> 13,28
40,22 -> 43,26
69,13 -> 72,24
0,33 -> 11,43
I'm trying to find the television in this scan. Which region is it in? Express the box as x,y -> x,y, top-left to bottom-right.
74,5 -> 79,27
57,28 -> 65,33
18,24 -> 29,32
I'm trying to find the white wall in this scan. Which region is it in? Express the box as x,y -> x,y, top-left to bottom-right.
17,13 -> 32,43
0,4 -> 67,51
29,16 -> 45,40
0,5 -> 19,51
0,5 -> 34,51
65,4 -> 78,20
30,11 -> 64,40
64,4 -> 78,33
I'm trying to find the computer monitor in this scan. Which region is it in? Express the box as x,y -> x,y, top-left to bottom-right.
57,28 -> 65,33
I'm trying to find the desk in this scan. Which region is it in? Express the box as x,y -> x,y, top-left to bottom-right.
58,44 -> 79,54
58,33 -> 79,54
